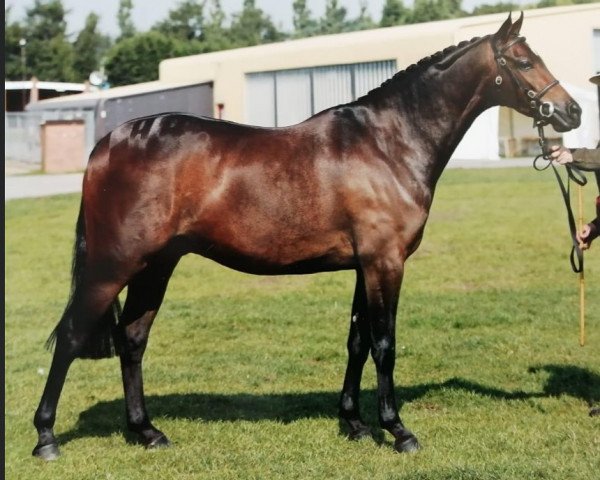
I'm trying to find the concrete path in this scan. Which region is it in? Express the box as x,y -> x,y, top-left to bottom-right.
5,173 -> 84,200
4,158 -> 535,201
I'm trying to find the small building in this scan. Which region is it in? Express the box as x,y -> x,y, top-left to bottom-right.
4,78 -> 91,112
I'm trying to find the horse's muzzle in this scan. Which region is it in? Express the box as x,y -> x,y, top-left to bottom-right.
549,100 -> 581,132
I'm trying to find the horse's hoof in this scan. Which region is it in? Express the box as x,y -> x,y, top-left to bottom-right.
32,443 -> 60,461
146,434 -> 171,449
394,434 -> 420,453
349,427 -> 372,441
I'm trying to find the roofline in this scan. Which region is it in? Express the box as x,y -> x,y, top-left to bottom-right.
4,80 -> 90,92
26,80 -> 211,110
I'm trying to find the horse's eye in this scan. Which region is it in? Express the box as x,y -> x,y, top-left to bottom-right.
518,59 -> 533,71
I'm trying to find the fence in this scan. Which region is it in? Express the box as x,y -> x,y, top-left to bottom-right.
5,110 -> 96,170
5,112 -> 44,165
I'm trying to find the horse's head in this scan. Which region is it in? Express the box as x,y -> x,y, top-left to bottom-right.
491,12 -> 581,132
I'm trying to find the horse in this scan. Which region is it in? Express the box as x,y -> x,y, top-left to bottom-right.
32,13 -> 581,460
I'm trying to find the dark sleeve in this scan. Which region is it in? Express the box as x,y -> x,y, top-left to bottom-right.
570,148 -> 600,171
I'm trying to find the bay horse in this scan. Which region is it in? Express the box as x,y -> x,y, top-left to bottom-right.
33,13 -> 581,460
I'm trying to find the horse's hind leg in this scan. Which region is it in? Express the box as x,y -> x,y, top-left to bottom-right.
339,269 -> 372,440
33,279 -> 124,460
118,257 -> 178,448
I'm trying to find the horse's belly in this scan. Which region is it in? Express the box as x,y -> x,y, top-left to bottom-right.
190,223 -> 355,275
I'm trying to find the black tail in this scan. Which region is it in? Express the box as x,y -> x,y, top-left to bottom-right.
45,201 -> 122,359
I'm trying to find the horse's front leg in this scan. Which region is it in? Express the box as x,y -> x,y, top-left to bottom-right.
362,255 -> 420,453
339,269 -> 372,440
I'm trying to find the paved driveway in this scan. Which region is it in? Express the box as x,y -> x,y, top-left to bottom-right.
5,173 -> 84,200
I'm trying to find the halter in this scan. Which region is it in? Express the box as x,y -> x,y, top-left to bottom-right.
493,36 -> 560,124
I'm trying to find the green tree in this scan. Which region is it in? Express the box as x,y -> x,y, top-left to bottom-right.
411,0 -> 465,24
4,7 -> 28,80
229,0 -> 284,47
292,0 -> 319,38
25,0 -> 68,41
104,31 -> 182,86
319,0 -> 348,34
380,0 -> 411,27
24,0 -> 75,81
471,2 -> 518,15
153,0 -> 205,41
202,0 -> 233,51
117,0 -> 136,40
346,1 -> 376,32
73,13 -> 111,82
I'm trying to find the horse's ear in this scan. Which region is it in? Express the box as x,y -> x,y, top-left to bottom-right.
494,12 -> 513,43
508,11 -> 524,37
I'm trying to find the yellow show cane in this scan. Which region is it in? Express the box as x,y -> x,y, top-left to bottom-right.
577,184 -> 585,346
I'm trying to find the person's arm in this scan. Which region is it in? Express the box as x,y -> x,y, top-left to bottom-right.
571,148 -> 600,171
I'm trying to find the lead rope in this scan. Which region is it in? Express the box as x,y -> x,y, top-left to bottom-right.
532,123 -> 587,345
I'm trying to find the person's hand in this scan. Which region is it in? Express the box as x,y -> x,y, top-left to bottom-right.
576,222 -> 598,250
548,145 -> 573,165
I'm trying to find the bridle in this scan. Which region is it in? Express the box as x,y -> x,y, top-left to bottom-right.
492,37 -> 588,273
493,36 -> 560,125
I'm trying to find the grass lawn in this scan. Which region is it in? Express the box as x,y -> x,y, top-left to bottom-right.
5,167 -> 599,479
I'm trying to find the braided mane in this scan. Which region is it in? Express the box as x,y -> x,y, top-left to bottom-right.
359,34 -> 491,101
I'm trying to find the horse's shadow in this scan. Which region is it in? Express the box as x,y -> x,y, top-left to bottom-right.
58,364 -> 599,446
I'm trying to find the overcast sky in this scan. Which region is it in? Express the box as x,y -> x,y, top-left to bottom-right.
5,0 -> 530,38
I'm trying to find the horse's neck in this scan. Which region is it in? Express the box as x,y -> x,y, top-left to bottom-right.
376,41 -> 496,186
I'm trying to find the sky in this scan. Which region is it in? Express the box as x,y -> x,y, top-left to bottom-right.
5,0 -> 531,38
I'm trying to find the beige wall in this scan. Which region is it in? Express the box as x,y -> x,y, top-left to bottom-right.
160,24 -> 459,122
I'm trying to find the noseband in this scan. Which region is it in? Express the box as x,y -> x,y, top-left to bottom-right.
493,36 -> 560,122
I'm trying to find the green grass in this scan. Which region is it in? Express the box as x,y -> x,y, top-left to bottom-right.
5,168 -> 600,479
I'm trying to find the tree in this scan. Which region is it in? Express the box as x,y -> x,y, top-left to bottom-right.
25,0 -> 68,41
153,0 -> 204,41
197,0 -> 232,51
229,0 -> 284,47
346,1 -> 376,32
24,0 -> 75,81
411,0 -> 465,24
117,0 -> 136,41
380,0 -> 411,27
104,31 -> 182,86
292,0 -> 318,38
319,0 -> 348,35
73,13 -> 111,82
4,7 -> 28,80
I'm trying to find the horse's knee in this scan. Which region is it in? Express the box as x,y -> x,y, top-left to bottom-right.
371,336 -> 395,370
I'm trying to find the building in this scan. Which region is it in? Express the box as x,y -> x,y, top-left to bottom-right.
4,78 -> 91,112
26,4 -> 600,165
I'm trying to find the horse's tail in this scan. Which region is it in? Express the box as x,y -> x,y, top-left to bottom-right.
45,200 -> 122,359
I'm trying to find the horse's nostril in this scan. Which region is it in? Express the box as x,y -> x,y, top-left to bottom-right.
568,102 -> 582,119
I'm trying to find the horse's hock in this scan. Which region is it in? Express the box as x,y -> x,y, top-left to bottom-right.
41,120 -> 86,174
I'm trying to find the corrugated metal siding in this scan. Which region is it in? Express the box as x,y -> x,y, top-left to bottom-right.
275,69 -> 312,127
354,61 -> 396,98
245,73 -> 276,127
99,82 -> 213,139
246,60 -> 396,127
312,65 -> 353,113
